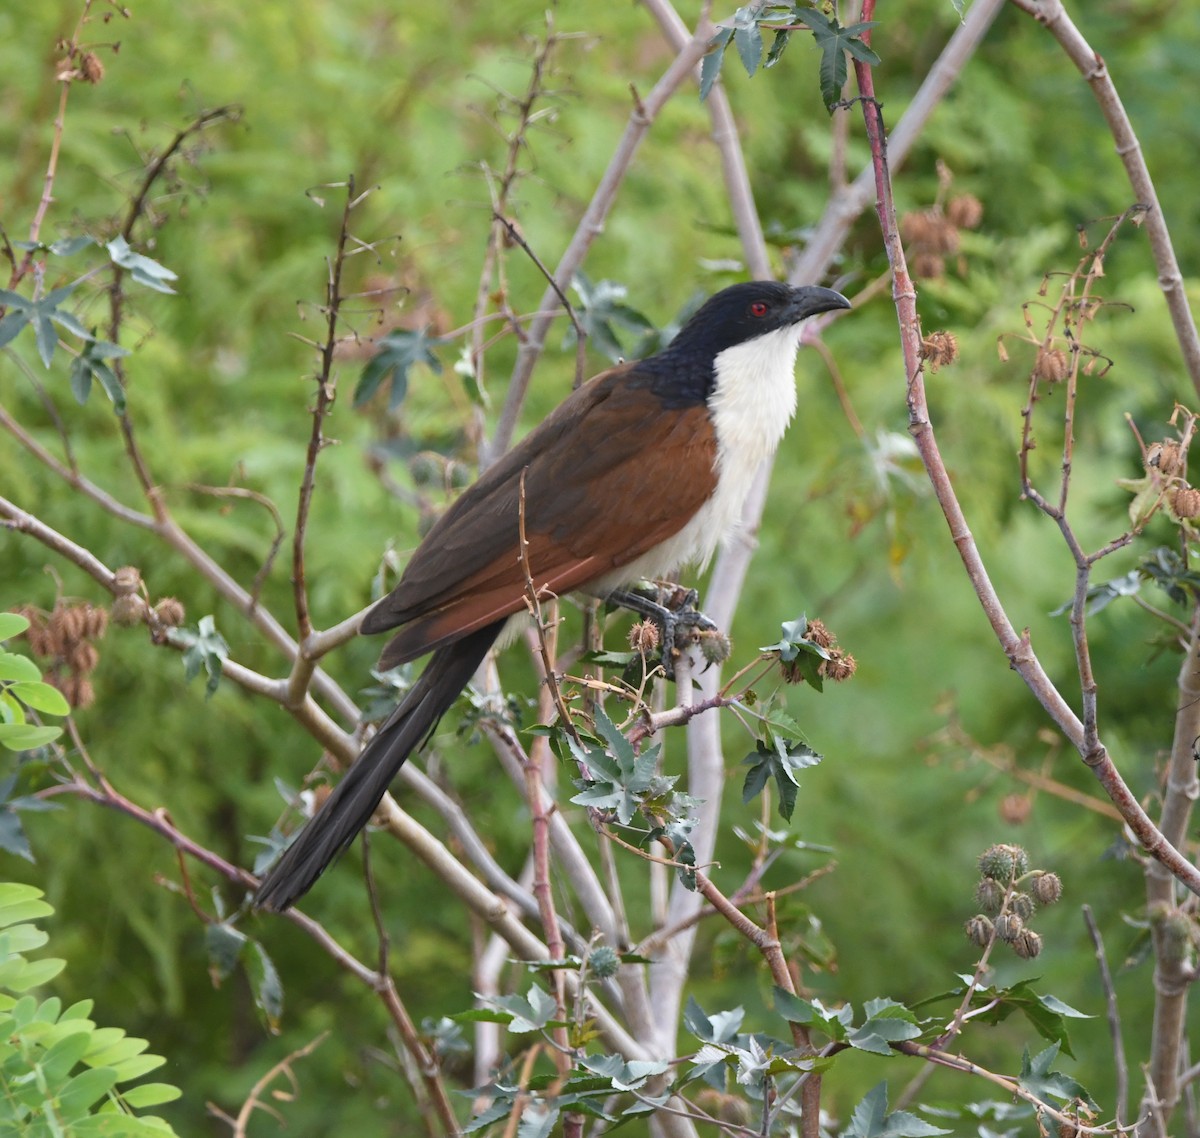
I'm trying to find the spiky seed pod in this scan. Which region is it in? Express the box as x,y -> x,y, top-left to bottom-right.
964,914 -> 993,948
1010,892 -> 1036,921
698,629 -> 731,665
1035,347 -> 1070,382
49,604 -> 86,650
1147,439 -> 1183,476
978,843 -> 1029,882
946,193 -> 984,230
154,597 -> 186,628
588,944 -> 620,979
112,594 -> 149,627
66,641 -> 100,676
920,330 -> 959,372
1171,486 -> 1200,520
628,620 -> 660,655
113,566 -> 142,596
82,604 -> 108,640
780,657 -> 807,684
61,675 -> 96,710
975,877 -> 1004,916
820,651 -> 857,682
1030,870 -> 1063,906
803,619 -> 834,650
994,912 -> 1024,943
1012,929 -> 1043,960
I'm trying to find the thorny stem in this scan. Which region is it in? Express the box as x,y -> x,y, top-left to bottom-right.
292,179 -> 365,649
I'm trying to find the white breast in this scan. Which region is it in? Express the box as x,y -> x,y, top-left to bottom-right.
602,321 -> 805,587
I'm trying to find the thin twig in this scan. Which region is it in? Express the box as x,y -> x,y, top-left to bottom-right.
1083,904 -> 1129,1127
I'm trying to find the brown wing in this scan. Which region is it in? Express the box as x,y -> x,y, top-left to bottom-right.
363,364 -> 718,667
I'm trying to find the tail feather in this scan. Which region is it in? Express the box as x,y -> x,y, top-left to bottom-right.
254,621 -> 503,911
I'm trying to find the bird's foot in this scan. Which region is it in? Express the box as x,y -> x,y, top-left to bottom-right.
607,583 -> 723,680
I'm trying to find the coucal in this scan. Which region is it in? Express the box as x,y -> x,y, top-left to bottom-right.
255,279 -> 850,911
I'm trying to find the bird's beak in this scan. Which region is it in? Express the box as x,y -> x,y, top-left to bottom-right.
788,285 -> 852,322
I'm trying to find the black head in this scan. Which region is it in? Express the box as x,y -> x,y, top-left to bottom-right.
637,280 -> 850,405
669,281 -> 850,358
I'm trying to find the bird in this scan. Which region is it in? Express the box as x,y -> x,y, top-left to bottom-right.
254,279 -> 850,911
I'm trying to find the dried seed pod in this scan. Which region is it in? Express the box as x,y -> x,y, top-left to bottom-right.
628,620 -> 660,655
819,651 -> 857,682
83,604 -> 108,640
113,566 -> 142,596
1012,928 -> 1043,959
153,597 -> 186,628
964,914 -> 993,948
112,594 -> 149,627
946,193 -> 983,229
1147,439 -> 1183,476
79,50 -> 105,84
803,619 -> 834,650
66,640 -> 100,676
1034,347 -> 1069,382
1030,871 -> 1063,905
1171,486 -> 1200,519
921,330 -> 959,371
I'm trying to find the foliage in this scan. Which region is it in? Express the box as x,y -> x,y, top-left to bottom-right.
2,0 -> 1200,1136
0,882 -> 182,1136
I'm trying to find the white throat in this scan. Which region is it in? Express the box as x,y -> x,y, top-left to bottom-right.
605,321 -> 805,587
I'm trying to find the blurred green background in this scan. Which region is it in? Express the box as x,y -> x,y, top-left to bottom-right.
2,0 -> 1198,1131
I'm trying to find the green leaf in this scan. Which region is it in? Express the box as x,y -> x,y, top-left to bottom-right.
173,615 -> 229,699
846,1081 -> 952,1138
246,941 -> 283,1028
0,885 -> 53,928
0,653 -> 43,681
773,988 -> 852,1041
699,27 -> 734,101
354,327 -> 443,409
849,999 -> 922,1055
0,614 -> 31,641
565,273 -> 655,363
741,737 -> 821,821
106,236 -> 179,294
7,681 -> 71,716
1018,1043 -> 1097,1108
70,337 -> 129,413
731,6 -> 763,76
55,1066 -> 121,1121
204,922 -> 247,981
0,723 -> 63,752
789,9 -> 880,111
119,1083 -> 182,1108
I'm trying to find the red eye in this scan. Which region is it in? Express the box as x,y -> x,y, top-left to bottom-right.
750,301 -> 769,317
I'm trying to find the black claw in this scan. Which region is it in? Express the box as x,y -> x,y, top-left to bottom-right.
607,583 -> 719,680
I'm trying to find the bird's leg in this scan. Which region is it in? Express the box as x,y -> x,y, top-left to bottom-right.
606,582 -> 719,680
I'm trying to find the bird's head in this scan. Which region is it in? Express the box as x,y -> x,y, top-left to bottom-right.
639,280 -> 850,408
667,280 -> 850,361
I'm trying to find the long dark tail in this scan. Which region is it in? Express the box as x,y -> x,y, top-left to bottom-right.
254,621 -> 503,911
